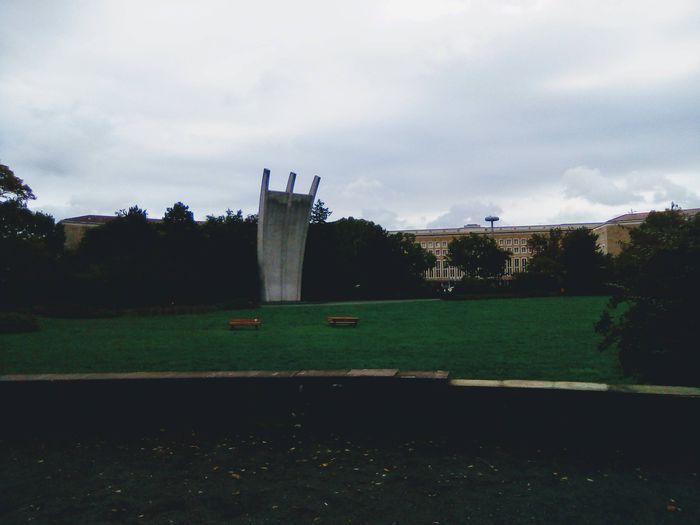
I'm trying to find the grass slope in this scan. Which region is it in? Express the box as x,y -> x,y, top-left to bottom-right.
0,296 -> 625,383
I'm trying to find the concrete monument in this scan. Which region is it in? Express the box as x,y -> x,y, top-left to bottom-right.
257,169 -> 320,302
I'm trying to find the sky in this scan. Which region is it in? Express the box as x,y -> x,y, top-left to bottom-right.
1,0 -> 699,229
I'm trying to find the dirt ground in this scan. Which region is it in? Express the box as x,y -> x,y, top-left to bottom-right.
2,420 -> 699,525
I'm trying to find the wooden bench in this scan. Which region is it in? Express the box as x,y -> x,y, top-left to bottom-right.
229,318 -> 261,330
327,316 -> 360,327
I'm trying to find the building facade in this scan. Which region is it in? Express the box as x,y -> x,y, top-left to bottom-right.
394,222 -> 601,282
392,208 -> 699,283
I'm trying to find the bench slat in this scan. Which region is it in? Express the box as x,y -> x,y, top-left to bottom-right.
229,318 -> 261,330
327,316 -> 360,327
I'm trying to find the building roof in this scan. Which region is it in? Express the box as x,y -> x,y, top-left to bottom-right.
60,214 -> 163,224
393,221 -> 603,236
605,208 -> 700,224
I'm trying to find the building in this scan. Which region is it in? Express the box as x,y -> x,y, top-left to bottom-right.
394,221 -> 601,282
392,208 -> 699,283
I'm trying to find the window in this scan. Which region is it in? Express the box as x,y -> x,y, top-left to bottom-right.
506,239 -> 512,245
514,258 -> 520,272
442,241 -> 447,247
521,246 -> 527,253
428,242 -> 433,248
513,239 -> 519,245
421,242 -> 426,248
506,259 -> 512,274
521,239 -> 527,245
443,269 -> 448,277
450,268 -> 455,277
498,239 -> 504,245
514,247 -> 520,254
522,258 -> 527,270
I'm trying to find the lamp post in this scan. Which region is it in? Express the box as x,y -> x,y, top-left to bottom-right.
485,215 -> 500,232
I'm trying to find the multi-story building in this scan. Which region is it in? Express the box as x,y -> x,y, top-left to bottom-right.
394,221 -> 601,282
392,208 -> 699,283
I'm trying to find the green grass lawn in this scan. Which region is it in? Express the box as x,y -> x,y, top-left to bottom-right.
0,296 -> 627,383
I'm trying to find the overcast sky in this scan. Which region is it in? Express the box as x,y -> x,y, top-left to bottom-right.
2,0 -> 699,229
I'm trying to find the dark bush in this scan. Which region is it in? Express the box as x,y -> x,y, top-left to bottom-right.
36,304 -> 121,319
510,272 -> 560,295
596,210 -> 700,385
0,312 -> 39,334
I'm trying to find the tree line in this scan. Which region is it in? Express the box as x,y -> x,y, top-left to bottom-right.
1,164 -> 435,312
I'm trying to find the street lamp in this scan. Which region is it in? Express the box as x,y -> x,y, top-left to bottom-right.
485,215 -> 500,232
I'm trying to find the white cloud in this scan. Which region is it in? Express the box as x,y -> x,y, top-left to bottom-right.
360,208 -> 409,230
562,165 -> 700,210
427,202 -> 502,228
562,166 -> 634,206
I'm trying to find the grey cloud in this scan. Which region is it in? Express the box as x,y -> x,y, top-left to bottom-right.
360,208 -> 409,230
562,167 -> 635,205
562,166 -> 700,208
427,202 -> 502,228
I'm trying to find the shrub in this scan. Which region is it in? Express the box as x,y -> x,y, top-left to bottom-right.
0,312 -> 39,334
37,304 -> 121,319
596,210 -> 700,385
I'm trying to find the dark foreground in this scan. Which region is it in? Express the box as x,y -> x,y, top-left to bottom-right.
3,428 -> 700,524
2,377 -> 699,524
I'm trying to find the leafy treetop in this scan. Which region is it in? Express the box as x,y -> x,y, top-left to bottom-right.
310,199 -> 332,224
163,201 -> 195,225
447,233 -> 509,280
1,163 -> 36,205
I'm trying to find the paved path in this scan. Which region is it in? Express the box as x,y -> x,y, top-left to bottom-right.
3,370 -> 699,398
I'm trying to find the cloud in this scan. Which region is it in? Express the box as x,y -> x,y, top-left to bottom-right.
360,208 -> 409,230
562,166 -> 635,205
562,166 -> 700,209
342,177 -> 384,197
427,202 -> 502,228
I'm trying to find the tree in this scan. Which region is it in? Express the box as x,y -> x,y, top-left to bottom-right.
200,209 -> 259,303
560,228 -> 612,293
163,201 -> 195,226
1,162 -> 36,204
596,210 -> 700,385
0,164 -> 64,308
158,202 -> 202,304
525,227 -> 611,293
310,199 -> 332,224
447,233 -> 508,280
525,229 -> 565,290
302,218 -> 434,300
74,205 -> 160,306
116,205 -> 148,220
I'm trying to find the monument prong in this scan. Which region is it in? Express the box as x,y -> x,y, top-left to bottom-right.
309,175 -> 320,201
286,172 -> 296,193
259,168 -> 271,219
